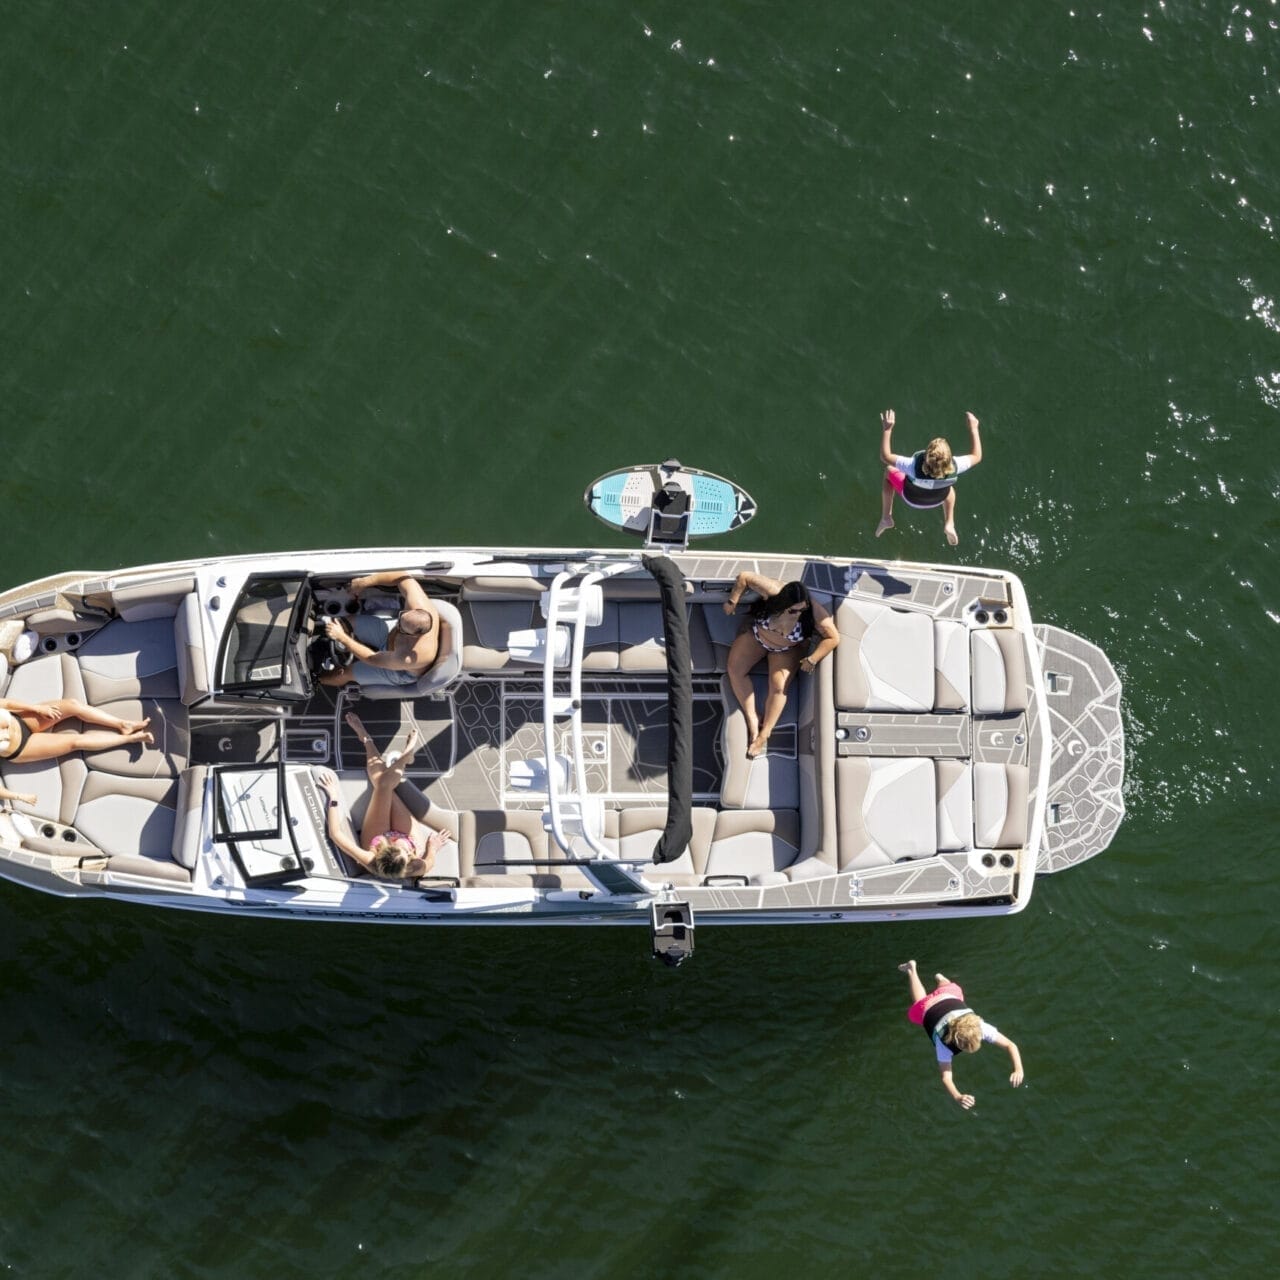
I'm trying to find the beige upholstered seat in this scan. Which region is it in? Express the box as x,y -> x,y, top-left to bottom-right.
970,629 -> 1028,715
464,809 -> 548,886
834,600 -> 934,712
973,762 -> 1030,848
836,756 -> 937,870
719,673 -> 800,810
703,809 -> 802,886
73,774 -> 178,860
598,805 -> 716,886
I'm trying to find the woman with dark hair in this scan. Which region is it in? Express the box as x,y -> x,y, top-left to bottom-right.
722,573 -> 839,758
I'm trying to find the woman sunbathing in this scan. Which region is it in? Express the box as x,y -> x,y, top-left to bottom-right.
0,697 -> 153,764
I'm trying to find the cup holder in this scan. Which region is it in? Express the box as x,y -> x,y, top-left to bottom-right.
999,853 -> 1015,868
40,637 -> 59,653
974,610 -> 989,625
324,599 -> 344,615
41,823 -> 57,839
981,853 -> 996,868
61,829 -> 78,843
993,609 -> 1008,625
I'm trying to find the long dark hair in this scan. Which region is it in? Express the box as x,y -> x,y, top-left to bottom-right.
748,580 -> 816,639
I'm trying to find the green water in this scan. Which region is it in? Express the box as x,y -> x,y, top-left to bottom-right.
2,2 -> 1277,1276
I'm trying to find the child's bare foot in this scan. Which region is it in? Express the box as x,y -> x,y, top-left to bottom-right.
944,522 -> 958,546
747,733 -> 769,759
118,716 -> 151,735
876,518 -> 894,537
935,973 -> 950,986
123,729 -> 155,747
897,959 -> 917,975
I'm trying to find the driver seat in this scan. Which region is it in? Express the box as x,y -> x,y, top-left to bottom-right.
349,598 -> 464,701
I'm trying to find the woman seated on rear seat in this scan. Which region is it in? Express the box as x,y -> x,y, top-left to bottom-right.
723,573 -> 840,759
314,712 -> 452,881
0,697 -> 154,764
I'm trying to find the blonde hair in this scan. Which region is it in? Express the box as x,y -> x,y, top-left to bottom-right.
946,1013 -> 983,1054
370,838 -> 426,879
921,437 -> 954,479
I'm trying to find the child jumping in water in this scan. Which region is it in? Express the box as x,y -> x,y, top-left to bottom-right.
876,409 -> 982,545
899,960 -> 1023,1110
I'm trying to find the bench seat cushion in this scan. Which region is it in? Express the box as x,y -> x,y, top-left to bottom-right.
835,601 -> 933,712
836,756 -> 937,870
704,809 -> 802,885
974,762 -> 1030,848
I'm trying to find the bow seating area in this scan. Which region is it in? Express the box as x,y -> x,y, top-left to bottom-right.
0,576 -> 208,876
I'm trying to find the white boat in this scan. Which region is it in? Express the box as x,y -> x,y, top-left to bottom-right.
0,464 -> 1124,962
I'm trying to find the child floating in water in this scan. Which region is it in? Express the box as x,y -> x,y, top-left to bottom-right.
899,959 -> 1023,1110
876,409 -> 983,546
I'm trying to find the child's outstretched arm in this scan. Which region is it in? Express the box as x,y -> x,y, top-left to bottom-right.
992,1032 -> 1024,1087
880,409 -> 897,465
939,1064 -> 976,1110
965,412 -> 983,465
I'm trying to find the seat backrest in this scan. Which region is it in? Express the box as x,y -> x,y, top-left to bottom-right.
171,765 -> 209,869
704,809 -> 802,883
971,629 -> 1028,715
174,592 -> 210,706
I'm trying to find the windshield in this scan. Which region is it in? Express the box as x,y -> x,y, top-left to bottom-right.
218,574 -> 312,698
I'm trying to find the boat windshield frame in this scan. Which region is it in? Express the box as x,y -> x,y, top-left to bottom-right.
211,760 -> 308,886
216,572 -> 315,702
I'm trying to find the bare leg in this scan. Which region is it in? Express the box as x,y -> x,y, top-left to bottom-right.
942,488 -> 958,546
388,793 -> 450,855
748,651 -> 803,757
726,631 -> 765,748
345,712 -> 381,769
935,972 -> 951,987
385,723 -> 423,769
319,666 -> 357,688
898,958 -> 926,1003
14,728 -> 154,764
39,699 -> 151,735
359,773 -> 398,850
876,471 -> 896,537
